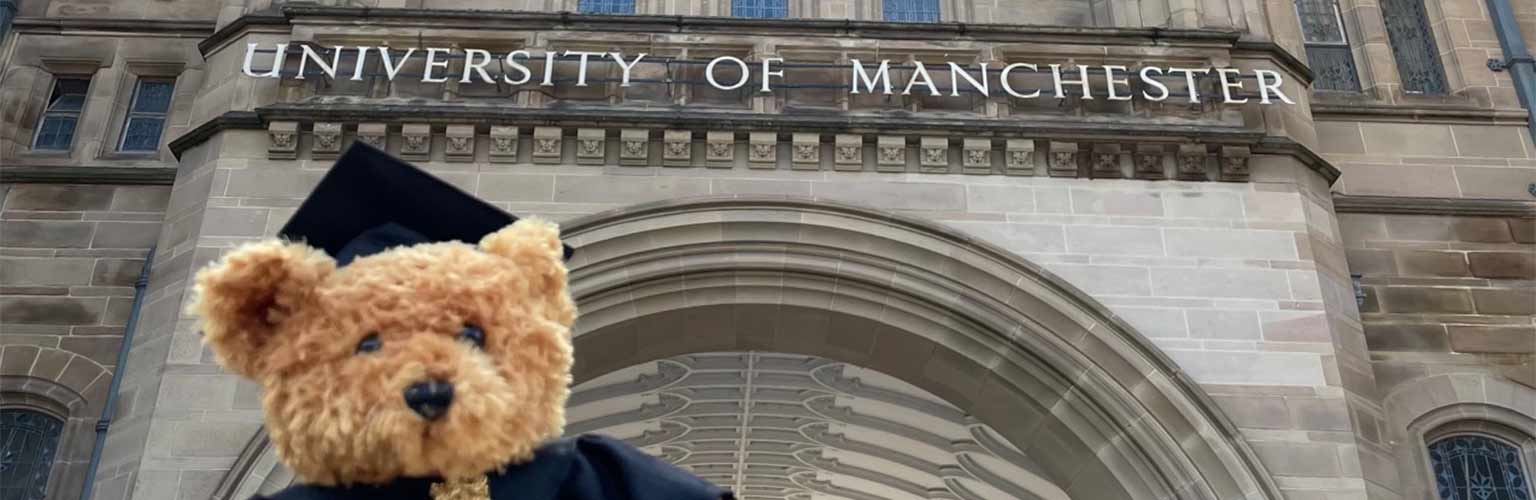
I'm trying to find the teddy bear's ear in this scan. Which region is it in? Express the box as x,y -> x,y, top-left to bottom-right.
190,240 -> 335,377
480,218 -> 576,326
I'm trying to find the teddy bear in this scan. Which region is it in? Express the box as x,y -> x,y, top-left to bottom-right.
190,218 -> 732,500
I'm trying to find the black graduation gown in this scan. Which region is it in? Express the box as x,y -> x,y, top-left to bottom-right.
253,434 -> 732,500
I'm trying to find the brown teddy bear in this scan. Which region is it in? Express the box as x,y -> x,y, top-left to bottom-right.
189,144 -> 731,500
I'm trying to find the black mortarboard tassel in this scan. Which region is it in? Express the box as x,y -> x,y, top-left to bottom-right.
278,141 -> 575,266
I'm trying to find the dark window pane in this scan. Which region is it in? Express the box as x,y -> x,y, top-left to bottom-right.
33,117 -> 77,150
1296,0 -> 1346,43
1307,46 -> 1362,91
45,79 -> 89,112
121,117 -> 166,152
1429,435 -> 1532,500
131,80 -> 175,113
579,0 -> 635,13
0,409 -> 65,500
732,0 -> 788,18
1381,0 -> 1448,94
884,0 -> 939,21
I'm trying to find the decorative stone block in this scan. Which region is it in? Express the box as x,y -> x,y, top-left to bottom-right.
1048,142 -> 1079,177
791,133 -> 820,170
488,126 -> 518,163
1004,139 -> 1034,175
620,129 -> 650,166
577,128 -> 606,165
311,122 -> 342,159
749,132 -> 776,169
1178,144 -> 1209,181
356,123 -> 387,150
400,124 -> 431,160
963,138 -> 991,175
920,137 -> 949,173
1135,144 -> 1167,179
445,125 -> 475,162
532,127 -> 562,163
876,136 -> 906,172
834,134 -> 862,171
706,131 -> 734,168
267,121 -> 298,160
663,130 -> 692,167
1220,145 -> 1251,181
1091,144 -> 1122,178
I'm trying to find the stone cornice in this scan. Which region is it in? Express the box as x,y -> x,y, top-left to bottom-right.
166,110 -> 262,157
11,17 -> 213,37
197,13 -> 289,56
0,165 -> 178,185
1332,195 -> 1536,218
1311,102 -> 1530,124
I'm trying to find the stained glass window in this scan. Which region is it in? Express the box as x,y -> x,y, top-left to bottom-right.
119,79 -> 175,152
1430,435 -> 1532,500
31,77 -> 90,151
1381,0 -> 1448,94
884,0 -> 939,22
732,0 -> 787,18
0,409 -> 64,500
1294,0 -> 1361,92
579,0 -> 635,14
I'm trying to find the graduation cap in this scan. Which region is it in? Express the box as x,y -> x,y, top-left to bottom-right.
279,141 -> 575,266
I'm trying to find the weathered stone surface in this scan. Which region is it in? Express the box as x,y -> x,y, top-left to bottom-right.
1448,325 -> 1535,354
1467,252 -> 1536,280
93,259 -> 146,287
92,222 -> 162,248
1471,288 -> 1536,315
1377,287 -> 1475,314
1363,323 -> 1449,352
109,186 -> 172,212
0,221 -> 94,248
0,296 -> 108,324
59,336 -> 124,367
0,258 -> 94,286
1394,250 -> 1469,277
1187,309 -> 1260,340
4,185 -> 115,211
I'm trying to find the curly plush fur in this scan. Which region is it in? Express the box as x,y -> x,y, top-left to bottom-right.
190,219 -> 576,486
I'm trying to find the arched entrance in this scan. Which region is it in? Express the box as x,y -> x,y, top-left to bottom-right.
214,196 -> 1280,500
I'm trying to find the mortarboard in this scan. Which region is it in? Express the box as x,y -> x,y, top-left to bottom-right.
278,141 -> 575,266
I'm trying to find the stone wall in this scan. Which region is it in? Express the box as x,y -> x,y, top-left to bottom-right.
0,183 -> 169,500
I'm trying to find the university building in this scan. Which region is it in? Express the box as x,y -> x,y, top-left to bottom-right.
0,0 -> 1533,497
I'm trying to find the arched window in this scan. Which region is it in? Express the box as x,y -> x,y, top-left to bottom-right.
578,0 -> 635,14
0,409 -> 65,500
883,0 -> 939,22
1429,435 -> 1533,500
1294,0 -> 1361,91
1380,0 -> 1448,94
731,0 -> 787,18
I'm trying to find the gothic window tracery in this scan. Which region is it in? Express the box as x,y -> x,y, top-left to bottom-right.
1430,435 -> 1533,500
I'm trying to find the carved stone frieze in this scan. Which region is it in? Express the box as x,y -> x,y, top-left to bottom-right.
749,132 -> 776,168
445,125 -> 475,162
1092,144 -> 1122,178
1005,139 -> 1034,176
920,137 -> 949,173
620,129 -> 649,166
876,136 -> 906,172
577,128 -> 606,165
834,134 -> 862,171
311,122 -> 342,159
963,138 -> 991,175
532,127 -> 562,163
356,123 -> 387,151
1135,144 -> 1166,179
664,130 -> 692,167
489,126 -> 518,163
791,133 -> 820,170
1177,144 -> 1209,181
1048,142 -> 1079,177
268,121 -> 298,160
1220,146 -> 1251,181
706,131 -> 734,168
400,124 -> 431,160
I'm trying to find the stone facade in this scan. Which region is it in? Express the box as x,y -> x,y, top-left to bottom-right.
0,0 -> 1532,498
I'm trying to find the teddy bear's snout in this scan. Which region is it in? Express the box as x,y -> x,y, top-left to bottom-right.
402,379 -> 455,420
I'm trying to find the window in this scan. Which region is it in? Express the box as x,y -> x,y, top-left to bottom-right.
118,79 -> 175,152
884,0 -> 939,22
578,0 -> 635,13
1381,0 -> 1448,94
0,409 -> 65,500
31,77 -> 89,151
1429,435 -> 1532,500
1294,0 -> 1361,91
732,0 -> 787,18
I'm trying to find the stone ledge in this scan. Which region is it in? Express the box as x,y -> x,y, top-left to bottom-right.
0,166 -> 178,186
12,17 -> 214,37
1333,195 -> 1536,218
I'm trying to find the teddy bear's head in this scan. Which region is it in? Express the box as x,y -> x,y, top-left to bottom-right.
191,219 -> 576,486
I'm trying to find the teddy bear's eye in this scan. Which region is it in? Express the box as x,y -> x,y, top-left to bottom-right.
458,324 -> 486,349
356,333 -> 383,354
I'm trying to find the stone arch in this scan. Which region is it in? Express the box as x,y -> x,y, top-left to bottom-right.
213,195 -> 1280,499
560,195 -> 1279,499
0,348 -> 112,500
1382,372 -> 1536,500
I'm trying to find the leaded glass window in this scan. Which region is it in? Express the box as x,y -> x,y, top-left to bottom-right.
1295,0 -> 1361,92
732,0 -> 787,18
1430,435 -> 1533,500
884,0 -> 939,22
1381,0 -> 1448,94
119,79 -> 175,152
578,0 -> 635,13
0,409 -> 64,500
31,77 -> 90,151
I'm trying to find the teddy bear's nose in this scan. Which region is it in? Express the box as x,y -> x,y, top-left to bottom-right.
403,380 -> 455,420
